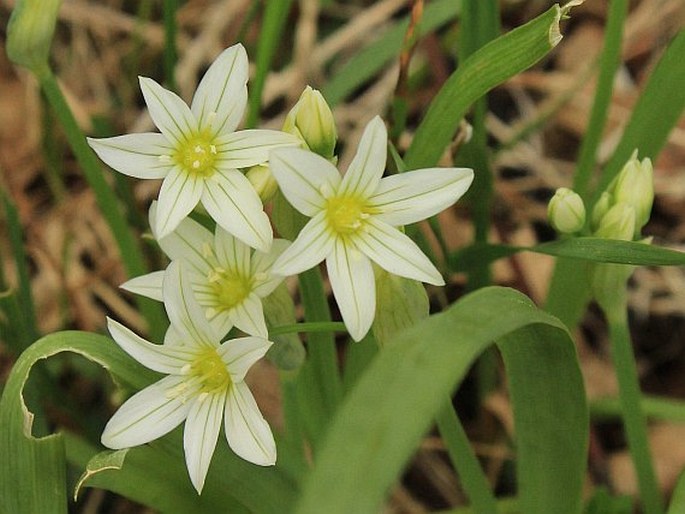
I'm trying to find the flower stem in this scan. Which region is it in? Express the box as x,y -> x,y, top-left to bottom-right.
269,321 -> 347,337
606,304 -> 663,514
435,401 -> 498,514
36,68 -> 167,340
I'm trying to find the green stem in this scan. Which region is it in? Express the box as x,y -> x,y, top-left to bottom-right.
606,305 -> 663,514
162,0 -> 178,91
36,69 -> 166,340
435,401 -> 498,514
591,394 -> 685,424
270,321 -> 347,337
295,268 -> 343,448
573,0 -> 628,202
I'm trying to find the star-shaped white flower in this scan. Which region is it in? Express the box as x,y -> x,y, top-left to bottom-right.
87,43 -> 298,249
122,204 -> 290,338
269,116 -> 473,341
102,260 -> 276,494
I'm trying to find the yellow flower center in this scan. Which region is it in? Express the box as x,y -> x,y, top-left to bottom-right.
326,195 -> 369,235
189,347 -> 231,395
209,268 -> 253,311
174,132 -> 218,177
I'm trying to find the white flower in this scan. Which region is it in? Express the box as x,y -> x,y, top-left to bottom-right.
122,204 -> 290,338
87,44 -> 298,249
269,116 -> 473,341
102,260 -> 276,494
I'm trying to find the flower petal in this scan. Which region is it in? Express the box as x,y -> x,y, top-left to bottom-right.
224,382 -> 276,466
153,206 -> 213,277
270,212 -> 334,277
269,147 -> 341,217
155,166 -> 205,239
183,392 -> 225,493
107,317 -> 196,373
228,293 -> 268,338
202,169 -> 272,252
215,130 -> 299,169
191,44 -> 248,136
87,133 -> 173,179
139,76 -> 197,145
369,167 -> 474,226
101,375 -> 192,449
163,261 -> 219,347
207,310 -> 234,341
338,116 -> 387,198
326,239 -> 375,342
219,336 -> 272,383
251,239 -> 290,297
120,271 -> 165,302
356,218 -> 444,285
214,227 -> 250,276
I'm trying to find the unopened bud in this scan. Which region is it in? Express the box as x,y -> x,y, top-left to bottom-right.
611,150 -> 653,235
591,191 -> 612,232
594,202 -> 635,241
283,86 -> 337,159
7,0 -> 61,75
548,187 -> 586,234
246,164 -> 278,203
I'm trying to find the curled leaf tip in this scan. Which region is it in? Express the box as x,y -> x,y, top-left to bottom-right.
550,0 -> 584,47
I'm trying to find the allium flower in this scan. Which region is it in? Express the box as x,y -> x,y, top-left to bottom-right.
269,116 -> 473,341
87,44 -> 298,249
122,205 -> 290,338
102,260 -> 276,494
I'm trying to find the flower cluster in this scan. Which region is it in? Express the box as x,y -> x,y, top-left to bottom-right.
90,43 -> 473,493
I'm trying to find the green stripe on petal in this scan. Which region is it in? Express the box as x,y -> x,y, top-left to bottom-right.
106,317 -> 197,373
338,116 -> 387,198
163,261 -> 219,347
155,166 -> 205,238
271,212 -> 334,277
120,271 -> 165,302
356,218 -> 444,285
219,336 -> 272,383
101,374 -> 193,449
215,129 -> 300,169
326,239 -> 376,342
87,133 -> 173,179
191,44 -> 248,136
370,167 -> 474,227
270,147 -> 341,217
202,169 -> 272,252
183,392 -> 226,493
139,76 -> 197,145
224,381 -> 276,466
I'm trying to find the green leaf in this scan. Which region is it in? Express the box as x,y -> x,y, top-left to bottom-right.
668,470 -> 685,514
449,238 -> 685,272
295,286 -> 588,514
372,266 -> 428,347
264,283 -> 306,371
322,0 -> 461,107
404,3 -> 573,169
593,30 -> 685,200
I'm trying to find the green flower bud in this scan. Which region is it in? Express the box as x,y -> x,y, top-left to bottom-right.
246,164 -> 278,203
7,0 -> 61,75
547,187 -> 586,234
283,86 -> 337,159
594,202 -> 636,241
610,150 -> 653,235
591,191 -> 612,232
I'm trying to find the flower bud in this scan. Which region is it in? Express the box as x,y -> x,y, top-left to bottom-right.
283,86 -> 337,159
547,187 -> 586,234
246,164 -> 278,203
7,0 -> 61,75
591,191 -> 612,232
594,202 -> 635,241
610,151 -> 653,235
